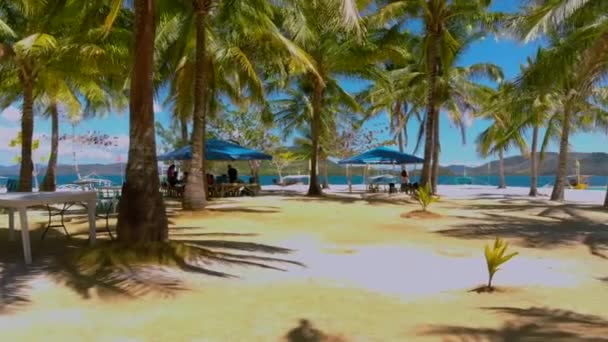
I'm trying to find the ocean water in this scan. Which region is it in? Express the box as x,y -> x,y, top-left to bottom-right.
29,173 -> 607,190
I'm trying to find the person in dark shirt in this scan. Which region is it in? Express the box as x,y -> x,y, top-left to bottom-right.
228,164 -> 238,183
167,164 -> 178,186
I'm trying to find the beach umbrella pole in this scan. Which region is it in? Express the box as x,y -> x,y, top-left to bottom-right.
347,164 -> 352,193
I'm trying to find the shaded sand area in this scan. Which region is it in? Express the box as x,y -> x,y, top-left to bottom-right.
1,191 -> 608,341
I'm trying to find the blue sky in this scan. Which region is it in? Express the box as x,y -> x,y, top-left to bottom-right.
0,0 -> 606,167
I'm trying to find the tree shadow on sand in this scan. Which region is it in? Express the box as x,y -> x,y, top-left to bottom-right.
281,193 -> 415,206
421,306 -> 608,341
437,203 -> 608,259
0,223 -> 304,313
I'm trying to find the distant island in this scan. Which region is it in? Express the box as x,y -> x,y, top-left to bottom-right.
1,152 -> 606,177
448,152 -> 608,176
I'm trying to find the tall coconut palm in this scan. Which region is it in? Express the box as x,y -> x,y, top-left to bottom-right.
492,83 -> 561,197
0,1 -> 70,191
276,0 -> 371,196
36,56 -> 128,191
515,41 -> 608,201
156,0 -> 317,209
0,1 -> 130,192
359,65 -> 424,159
115,0 -> 169,242
476,84 -> 528,189
513,0 -> 608,202
372,0 -> 499,192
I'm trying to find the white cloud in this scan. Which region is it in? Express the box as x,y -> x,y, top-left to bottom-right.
0,126 -> 130,164
1,106 -> 21,123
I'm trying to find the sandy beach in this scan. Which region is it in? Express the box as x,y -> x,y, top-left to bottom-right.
1,185 -> 607,341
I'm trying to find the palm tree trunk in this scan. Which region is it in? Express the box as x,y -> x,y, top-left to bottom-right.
421,110 -> 435,187
116,0 -> 168,243
322,157 -> 330,189
180,115 -> 189,146
431,110 -> 440,194
183,1 -> 210,210
41,102 -> 59,192
18,72 -> 34,192
529,125 -> 539,196
421,34 -> 440,188
604,184 -> 608,209
395,102 -> 406,171
307,76 -> 324,196
402,102 -> 409,150
551,109 -> 571,202
498,150 -> 506,189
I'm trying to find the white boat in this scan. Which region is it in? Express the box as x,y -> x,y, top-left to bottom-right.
274,175 -> 309,186
61,172 -> 114,191
368,174 -> 397,184
0,176 -> 8,193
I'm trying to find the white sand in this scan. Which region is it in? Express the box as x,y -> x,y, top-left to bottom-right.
262,183 -> 607,205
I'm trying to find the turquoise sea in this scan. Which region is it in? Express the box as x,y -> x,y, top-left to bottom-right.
30,174 -> 607,190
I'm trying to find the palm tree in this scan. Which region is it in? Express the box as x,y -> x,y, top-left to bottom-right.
276,0 -> 370,196
359,64 -> 424,159
156,0 -> 316,209
271,76 -> 363,187
476,84 -> 528,189
515,42 -> 608,201
0,1 -> 69,191
115,0 -> 169,242
37,56 -> 127,191
372,0 -> 499,193
513,0 -> 608,202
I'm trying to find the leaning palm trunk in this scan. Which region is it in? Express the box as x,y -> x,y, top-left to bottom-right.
431,110 -> 440,194
529,126 -> 539,196
41,102 -> 59,191
421,34 -> 440,188
183,2 -> 210,210
116,0 -> 168,242
180,115 -> 189,146
395,103 -> 406,171
551,109 -> 571,202
604,185 -> 608,209
307,77 -> 324,196
18,75 -> 35,192
498,150 -> 506,189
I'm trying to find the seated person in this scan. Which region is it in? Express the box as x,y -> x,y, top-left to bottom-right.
228,165 -> 238,183
167,164 -> 178,187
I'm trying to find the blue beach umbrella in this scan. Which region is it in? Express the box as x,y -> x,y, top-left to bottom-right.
158,139 -> 272,161
338,147 -> 424,165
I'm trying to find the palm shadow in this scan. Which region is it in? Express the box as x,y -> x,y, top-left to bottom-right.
421,306 -> 608,341
0,220 -> 304,313
282,193 -> 413,206
206,206 -> 281,214
437,203 -> 608,258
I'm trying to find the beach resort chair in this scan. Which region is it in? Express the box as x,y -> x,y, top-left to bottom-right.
41,202 -> 74,240
95,188 -> 121,240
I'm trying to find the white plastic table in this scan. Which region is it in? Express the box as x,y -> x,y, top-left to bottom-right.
0,191 -> 97,264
